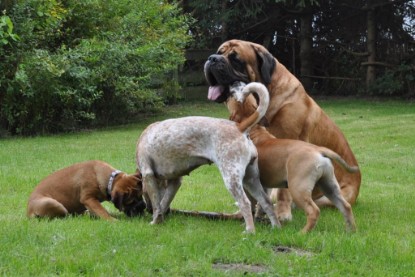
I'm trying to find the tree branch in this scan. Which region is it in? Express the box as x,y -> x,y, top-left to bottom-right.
361,61 -> 395,67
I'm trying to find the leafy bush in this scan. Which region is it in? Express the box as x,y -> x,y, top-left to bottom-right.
367,64 -> 415,97
0,15 -> 19,45
0,0 -> 191,135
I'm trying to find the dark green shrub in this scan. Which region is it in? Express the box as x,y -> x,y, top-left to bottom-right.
0,0 -> 191,135
367,64 -> 415,97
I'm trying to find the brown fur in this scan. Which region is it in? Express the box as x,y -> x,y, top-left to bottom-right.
27,160 -> 145,220
205,39 -> 361,221
227,84 -> 357,232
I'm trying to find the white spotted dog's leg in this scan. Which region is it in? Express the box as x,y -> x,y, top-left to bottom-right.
160,178 -> 182,214
221,170 -> 255,233
143,174 -> 164,225
244,163 -> 281,228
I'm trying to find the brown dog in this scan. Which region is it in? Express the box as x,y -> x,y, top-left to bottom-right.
205,39 -> 361,221
228,82 -> 357,232
27,160 -> 146,220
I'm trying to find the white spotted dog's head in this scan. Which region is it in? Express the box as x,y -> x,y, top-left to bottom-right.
229,81 -> 247,103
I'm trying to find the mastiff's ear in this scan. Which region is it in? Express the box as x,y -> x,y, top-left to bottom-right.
253,45 -> 276,85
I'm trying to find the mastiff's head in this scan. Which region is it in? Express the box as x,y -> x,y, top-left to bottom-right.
204,39 -> 276,103
111,172 -> 146,217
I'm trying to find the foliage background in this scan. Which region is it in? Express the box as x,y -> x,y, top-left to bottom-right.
0,0 -> 191,135
1,0 -> 414,136
181,0 -> 415,96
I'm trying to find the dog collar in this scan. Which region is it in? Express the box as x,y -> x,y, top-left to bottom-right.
107,170 -> 122,200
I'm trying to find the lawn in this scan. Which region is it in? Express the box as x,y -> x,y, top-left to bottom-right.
0,99 -> 414,276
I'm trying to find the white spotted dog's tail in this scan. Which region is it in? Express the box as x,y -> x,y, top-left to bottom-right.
229,82 -> 270,133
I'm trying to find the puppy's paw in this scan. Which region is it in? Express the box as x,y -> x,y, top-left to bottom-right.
276,203 -> 293,222
243,228 -> 256,234
277,212 -> 292,222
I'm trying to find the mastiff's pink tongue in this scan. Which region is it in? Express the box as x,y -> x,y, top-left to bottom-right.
208,85 -> 224,101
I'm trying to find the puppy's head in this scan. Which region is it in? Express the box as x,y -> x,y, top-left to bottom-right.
111,172 -> 146,217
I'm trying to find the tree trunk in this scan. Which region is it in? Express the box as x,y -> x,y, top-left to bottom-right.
299,11 -> 313,91
366,4 -> 377,89
221,1 -> 228,41
0,0 -> 14,11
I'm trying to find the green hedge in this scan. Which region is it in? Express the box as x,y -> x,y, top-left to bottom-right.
0,0 -> 192,135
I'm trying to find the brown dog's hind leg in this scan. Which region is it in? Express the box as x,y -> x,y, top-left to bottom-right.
291,193 -> 320,233
336,198 -> 356,232
27,197 -> 68,219
318,175 -> 357,232
301,200 -> 320,233
314,184 -> 358,207
288,177 -> 321,233
274,188 -> 293,222
314,166 -> 360,207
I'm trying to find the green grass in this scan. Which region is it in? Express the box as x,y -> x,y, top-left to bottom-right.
1,99 -> 414,276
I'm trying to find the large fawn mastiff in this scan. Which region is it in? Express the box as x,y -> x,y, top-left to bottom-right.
205,39 -> 361,221
228,82 -> 357,233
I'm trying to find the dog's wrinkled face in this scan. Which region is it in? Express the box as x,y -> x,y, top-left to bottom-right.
204,39 -> 276,103
111,173 -> 146,217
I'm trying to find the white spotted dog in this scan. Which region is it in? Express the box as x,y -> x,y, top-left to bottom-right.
136,82 -> 281,233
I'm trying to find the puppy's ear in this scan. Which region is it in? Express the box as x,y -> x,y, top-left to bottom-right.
132,170 -> 143,189
112,192 -> 124,211
134,169 -> 142,179
253,45 -> 276,85
133,172 -> 142,183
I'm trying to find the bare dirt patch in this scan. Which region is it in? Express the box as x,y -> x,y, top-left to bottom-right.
212,246 -> 313,274
273,245 -> 314,258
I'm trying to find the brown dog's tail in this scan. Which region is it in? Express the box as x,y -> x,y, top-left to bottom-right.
320,149 -> 359,173
230,82 -> 270,133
